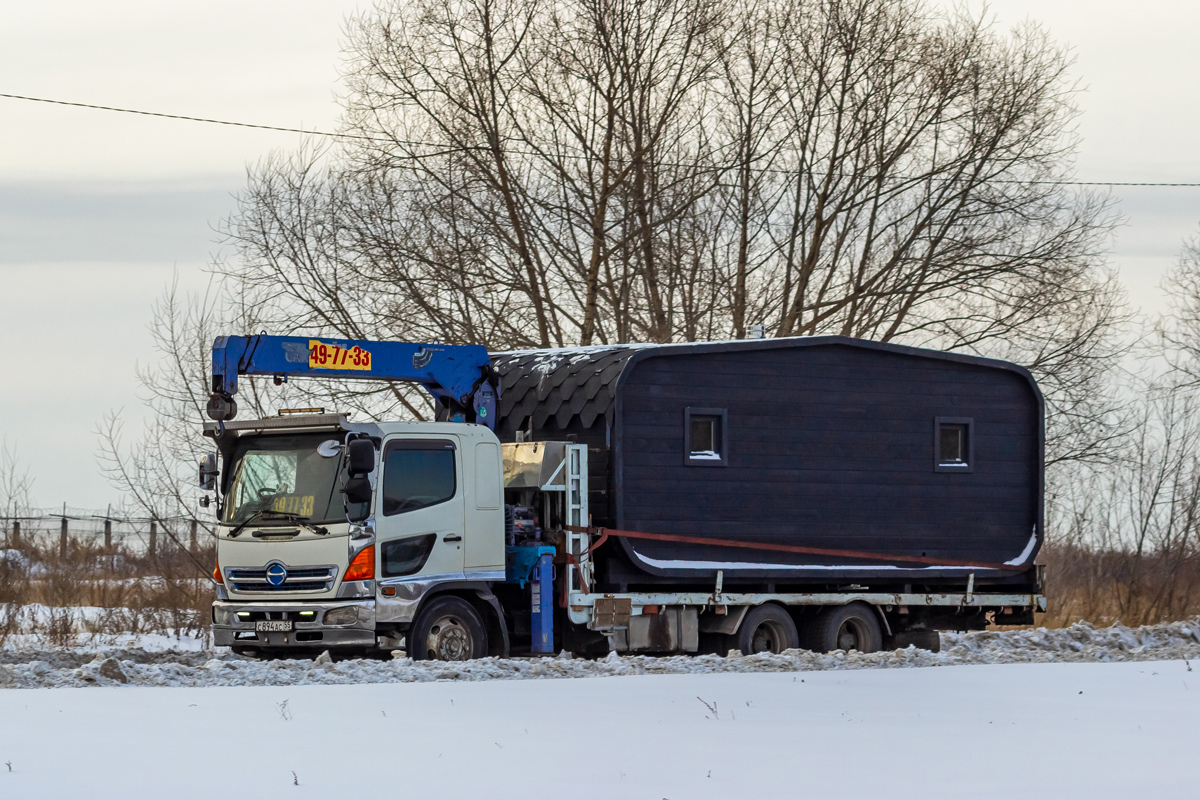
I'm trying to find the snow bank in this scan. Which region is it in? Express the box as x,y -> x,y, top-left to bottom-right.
2,618 -> 1198,689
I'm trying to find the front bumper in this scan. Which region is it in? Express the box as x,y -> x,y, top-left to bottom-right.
212,598 -> 377,649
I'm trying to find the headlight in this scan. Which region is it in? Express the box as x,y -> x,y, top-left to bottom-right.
213,606 -> 233,626
323,606 -> 359,626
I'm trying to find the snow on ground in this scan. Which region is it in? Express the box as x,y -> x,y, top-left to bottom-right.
0,660 -> 1196,799
2,618 -> 1199,689
0,630 -> 210,654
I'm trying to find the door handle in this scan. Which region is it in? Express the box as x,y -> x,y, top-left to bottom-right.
442,533 -> 463,543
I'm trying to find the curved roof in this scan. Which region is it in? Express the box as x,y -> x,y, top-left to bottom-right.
492,345 -> 646,431
491,336 -> 1040,433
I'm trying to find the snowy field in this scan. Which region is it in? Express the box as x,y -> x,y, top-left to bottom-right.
0,660 -> 1196,799
1,621 -> 1199,798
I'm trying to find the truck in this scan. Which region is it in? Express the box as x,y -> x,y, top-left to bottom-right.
204,334 -> 1046,659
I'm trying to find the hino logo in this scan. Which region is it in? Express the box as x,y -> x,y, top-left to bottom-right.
265,562 -> 288,587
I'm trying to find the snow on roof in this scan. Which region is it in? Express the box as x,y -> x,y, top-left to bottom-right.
492,345 -> 643,431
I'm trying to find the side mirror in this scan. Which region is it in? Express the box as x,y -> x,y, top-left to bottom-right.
347,438 -> 376,476
344,475 -> 372,506
199,453 -> 219,491
344,475 -> 372,522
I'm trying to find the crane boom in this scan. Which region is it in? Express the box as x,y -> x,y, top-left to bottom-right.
207,335 -> 499,429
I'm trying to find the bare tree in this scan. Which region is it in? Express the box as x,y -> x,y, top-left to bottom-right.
1162,231 -> 1200,382
157,0 -> 1123,473
0,438 -> 34,537
1048,375 -> 1200,624
97,278 -> 238,544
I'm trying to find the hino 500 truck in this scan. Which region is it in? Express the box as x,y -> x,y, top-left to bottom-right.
204,334 -> 1046,660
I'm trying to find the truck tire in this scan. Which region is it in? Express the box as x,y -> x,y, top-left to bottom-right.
410,596 -> 488,661
734,604 -> 800,654
811,602 -> 883,653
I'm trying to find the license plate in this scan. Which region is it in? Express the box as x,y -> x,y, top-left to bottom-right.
255,620 -> 293,632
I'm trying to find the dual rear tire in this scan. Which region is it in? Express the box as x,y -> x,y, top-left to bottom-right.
407,598 -> 889,660
731,601 -> 884,655
735,604 -> 800,654
807,601 -> 884,653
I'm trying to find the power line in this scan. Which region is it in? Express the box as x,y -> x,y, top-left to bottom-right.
0,91 -> 382,142
3,91 -> 1200,188
0,91 -> 483,162
1029,181 -> 1200,187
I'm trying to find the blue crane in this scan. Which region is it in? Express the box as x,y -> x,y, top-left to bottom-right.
207,335 -> 499,429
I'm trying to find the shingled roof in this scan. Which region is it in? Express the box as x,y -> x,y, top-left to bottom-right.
492,346 -> 648,432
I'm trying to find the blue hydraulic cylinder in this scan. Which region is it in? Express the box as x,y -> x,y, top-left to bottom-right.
530,549 -> 555,655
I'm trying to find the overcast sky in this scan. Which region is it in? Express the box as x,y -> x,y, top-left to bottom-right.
1,0 -> 1198,509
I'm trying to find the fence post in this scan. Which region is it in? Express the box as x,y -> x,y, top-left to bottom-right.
60,516 -> 69,559
104,519 -> 113,552
149,520 -> 157,559
11,520 -> 19,549
189,519 -> 198,552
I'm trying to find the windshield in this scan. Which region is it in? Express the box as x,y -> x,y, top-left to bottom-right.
221,433 -> 359,526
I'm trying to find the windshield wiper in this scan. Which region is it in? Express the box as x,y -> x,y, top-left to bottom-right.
262,512 -> 330,537
226,508 -> 329,538
226,507 -> 268,538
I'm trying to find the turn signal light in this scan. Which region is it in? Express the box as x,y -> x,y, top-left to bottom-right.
345,545 -> 375,582
213,559 -> 223,584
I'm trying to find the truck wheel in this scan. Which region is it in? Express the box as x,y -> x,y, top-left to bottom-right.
811,602 -> 883,653
735,604 -> 800,654
410,596 -> 488,661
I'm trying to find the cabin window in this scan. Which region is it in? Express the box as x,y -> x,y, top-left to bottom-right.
381,439 -> 457,514
685,407 -> 728,467
935,417 -> 974,473
380,534 -> 437,577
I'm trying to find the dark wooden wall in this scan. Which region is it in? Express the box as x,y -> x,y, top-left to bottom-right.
612,343 -> 1041,575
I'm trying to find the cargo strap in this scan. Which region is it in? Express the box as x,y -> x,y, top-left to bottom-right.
563,525 -> 1023,572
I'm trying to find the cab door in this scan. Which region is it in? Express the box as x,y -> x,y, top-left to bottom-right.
374,436 -> 465,581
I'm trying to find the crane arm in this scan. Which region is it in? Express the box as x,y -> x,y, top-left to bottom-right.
207,335 -> 499,429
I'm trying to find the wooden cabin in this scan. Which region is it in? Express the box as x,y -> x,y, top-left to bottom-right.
492,337 -> 1043,592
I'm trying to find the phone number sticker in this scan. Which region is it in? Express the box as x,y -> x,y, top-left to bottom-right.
271,495 -> 315,516
308,340 -> 372,371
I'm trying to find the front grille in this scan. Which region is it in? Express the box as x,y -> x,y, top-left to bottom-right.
226,564 -> 337,593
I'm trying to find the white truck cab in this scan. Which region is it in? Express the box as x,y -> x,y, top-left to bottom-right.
208,414 -> 509,656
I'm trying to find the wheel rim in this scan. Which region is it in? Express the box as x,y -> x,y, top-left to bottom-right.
424,614 -> 474,661
748,619 -> 789,654
834,618 -> 869,652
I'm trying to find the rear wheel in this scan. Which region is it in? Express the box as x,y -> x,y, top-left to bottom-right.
810,602 -> 883,653
410,596 -> 488,661
735,604 -> 800,654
